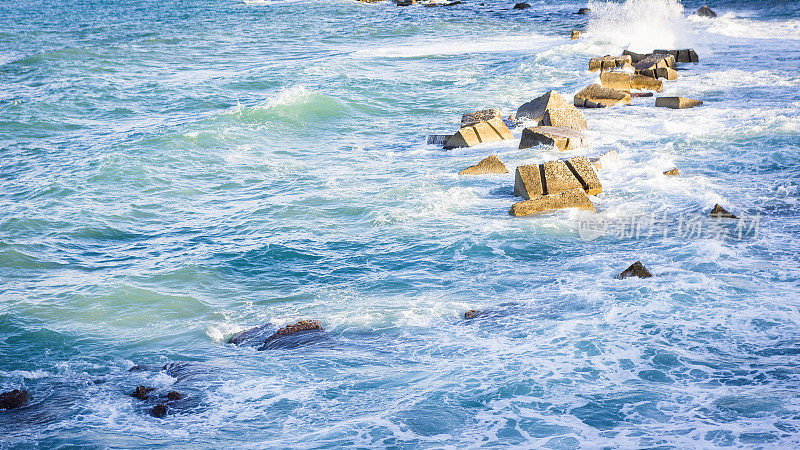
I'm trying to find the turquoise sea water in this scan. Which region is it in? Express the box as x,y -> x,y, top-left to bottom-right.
1,0 -> 800,447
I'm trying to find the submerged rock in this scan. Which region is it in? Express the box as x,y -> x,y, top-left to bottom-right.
519,126 -> 588,152
228,323 -> 275,346
131,385 -> 156,400
0,389 -> 29,410
259,320 -> 325,350
663,168 -> 680,176
576,7 -> 590,14
516,90 -> 575,123
167,391 -> 183,401
588,55 -> 632,72
443,118 -> 514,149
655,97 -> 703,109
574,84 -> 631,108
464,310 -> 480,319
695,5 -> 717,18
514,156 -> 602,199
618,261 -> 653,279
509,188 -> 595,217
513,2 -> 530,9
427,134 -> 453,146
150,403 -> 167,418
710,204 -> 738,219
458,155 -> 509,175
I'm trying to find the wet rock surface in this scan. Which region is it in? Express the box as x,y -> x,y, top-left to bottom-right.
459,155 -> 509,175
0,389 -> 29,410
618,261 -> 653,279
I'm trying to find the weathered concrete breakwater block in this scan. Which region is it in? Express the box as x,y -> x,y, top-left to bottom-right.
655,97 -> 703,109
589,55 -> 632,72
443,118 -> 514,149
539,108 -> 587,131
635,54 -> 677,80
427,134 -> 452,146
509,188 -> 595,217
600,71 -> 664,92
516,90 -> 575,123
519,126 -> 588,152
654,49 -> 699,63
514,156 -> 602,199
459,155 -> 509,175
590,150 -> 619,171
574,84 -> 631,108
461,108 -> 501,127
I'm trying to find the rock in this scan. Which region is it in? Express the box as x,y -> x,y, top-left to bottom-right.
464,310 -> 480,319
618,261 -> 653,279
630,92 -> 653,98
695,5 -> 717,18
588,55 -> 633,72
514,156 -> 602,199
423,0 -> 460,6
574,84 -> 631,108
519,126 -> 588,152
654,49 -> 699,63
710,204 -> 738,219
443,118 -> 514,149
461,108 -> 501,127
655,97 -> 703,109
516,90 -> 575,123
0,389 -> 29,410
539,108 -> 587,131
571,30 -> 582,40
427,134 -> 453,146
600,71 -> 664,93
166,391 -> 183,401
228,323 -> 275,345
259,320 -> 325,350
509,188 -> 595,217
150,403 -> 167,418
459,155 -> 509,175
590,150 -> 619,171
576,7 -> 590,14
622,50 -> 650,64
396,0 -> 415,5
131,385 -> 156,400
128,365 -> 148,372
635,54 -> 677,79
663,168 -> 680,176
513,2 -> 530,9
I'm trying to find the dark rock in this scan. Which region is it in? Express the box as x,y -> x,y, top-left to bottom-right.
630,92 -> 654,98
618,261 -> 653,279
259,320 -> 324,350
150,403 -> 167,418
710,204 -> 737,219
166,391 -> 183,401
663,168 -> 679,176
464,310 -> 480,319
228,323 -> 275,345
576,7 -> 590,14
128,365 -> 148,372
695,5 -> 717,18
424,0 -> 461,6
0,389 -> 29,410
513,2 -> 530,9
131,385 -> 156,400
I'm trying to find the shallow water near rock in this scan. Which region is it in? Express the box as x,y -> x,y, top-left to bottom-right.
1,0 -> 800,447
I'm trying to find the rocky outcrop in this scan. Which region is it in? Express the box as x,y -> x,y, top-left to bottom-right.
513,2 -> 530,9
654,49 -> 699,63
464,310 -> 480,319
571,30 -> 582,40
443,118 -> 514,149
509,188 -> 595,217
539,108 -> 587,131
228,323 -> 275,345
710,204 -> 738,219
516,91 -> 574,123
622,50 -> 649,64
589,55 -> 632,72
167,391 -> 183,401
459,155 -> 509,175
259,320 -> 325,350
600,71 -> 664,93
695,5 -> 717,18
618,261 -> 653,279
663,168 -> 680,176
519,126 -> 588,152
0,389 -> 29,410
590,150 -> 619,171
655,97 -> 703,109
574,84 -> 631,108
131,385 -> 156,400
514,156 -> 602,199
461,108 -> 501,127
576,7 -> 590,14
150,403 -> 167,418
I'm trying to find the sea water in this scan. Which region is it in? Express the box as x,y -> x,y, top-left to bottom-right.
1,0 -> 799,447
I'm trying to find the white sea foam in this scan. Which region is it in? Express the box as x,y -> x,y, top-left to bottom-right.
361,35 -> 560,58
584,0 -> 691,52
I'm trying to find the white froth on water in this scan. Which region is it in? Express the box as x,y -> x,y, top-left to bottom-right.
585,0 -> 691,52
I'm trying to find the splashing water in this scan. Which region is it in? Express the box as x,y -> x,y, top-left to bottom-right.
585,0 -> 691,52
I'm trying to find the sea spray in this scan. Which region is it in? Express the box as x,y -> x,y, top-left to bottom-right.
585,0 -> 692,52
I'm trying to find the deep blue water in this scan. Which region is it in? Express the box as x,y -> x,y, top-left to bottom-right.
1,0 -> 800,447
